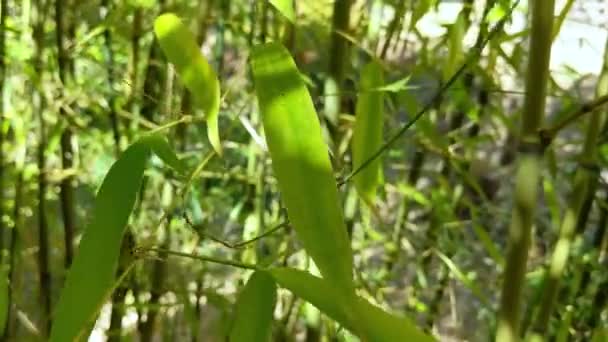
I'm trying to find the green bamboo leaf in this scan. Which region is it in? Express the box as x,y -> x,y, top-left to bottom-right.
353,294 -> 434,342
444,13 -> 465,80
268,268 -> 356,332
352,60 -> 384,206
250,42 -> 354,292
50,136 -> 183,341
374,75 -> 414,93
552,0 -> 574,41
229,271 -> 277,342
154,13 -> 222,155
472,223 -> 504,267
269,0 -> 295,23
50,141 -> 150,342
140,133 -> 187,174
269,268 -> 433,341
434,250 -> 490,308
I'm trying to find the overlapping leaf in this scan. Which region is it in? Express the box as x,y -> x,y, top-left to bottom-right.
229,271 -> 276,342
154,13 -> 222,155
250,42 -> 354,292
269,0 -> 295,23
269,268 -> 433,341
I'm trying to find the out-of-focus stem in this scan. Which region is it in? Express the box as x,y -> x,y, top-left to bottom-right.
496,1 -> 555,341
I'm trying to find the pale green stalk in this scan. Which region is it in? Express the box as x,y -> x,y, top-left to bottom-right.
496,1 -> 555,341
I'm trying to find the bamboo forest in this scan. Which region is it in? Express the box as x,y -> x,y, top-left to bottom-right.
0,0 -> 608,341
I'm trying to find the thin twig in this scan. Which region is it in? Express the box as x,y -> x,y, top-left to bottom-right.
138,246 -> 260,270
542,93 -> 608,140
183,212 -> 290,249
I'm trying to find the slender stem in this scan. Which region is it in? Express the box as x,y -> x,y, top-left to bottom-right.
141,247 -> 259,271
496,1 -> 555,341
379,0 -> 405,59
183,212 -> 289,249
542,93 -> 608,140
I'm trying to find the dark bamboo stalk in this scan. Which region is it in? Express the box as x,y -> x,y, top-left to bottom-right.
324,0 -> 353,150
33,0 -> 52,335
259,0 -> 268,43
496,2 -> 555,341
0,0 -> 6,267
5,167 -> 23,340
139,217 -> 171,342
140,61 -> 175,342
101,0 -> 121,155
215,0 -> 230,74
55,0 -> 77,269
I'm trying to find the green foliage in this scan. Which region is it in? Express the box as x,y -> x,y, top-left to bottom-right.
6,1 -> 608,341
352,60 -> 385,206
50,135 -> 182,342
250,42 -> 355,293
229,271 -> 277,342
268,0 -> 295,23
444,13 -> 465,80
268,267 -> 433,341
154,13 -> 222,155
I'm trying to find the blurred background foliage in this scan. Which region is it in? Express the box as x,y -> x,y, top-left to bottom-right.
1,0 -> 608,341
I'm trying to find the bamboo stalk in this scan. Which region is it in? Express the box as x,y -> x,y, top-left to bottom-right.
33,0 -> 52,335
0,0 -> 6,269
259,0 -> 268,43
55,0 -> 77,270
496,2 -> 555,341
5,167 -> 23,340
324,0 -> 353,147
139,216 -> 172,342
102,0 -> 121,155
529,32 -> 608,339
140,62 -> 175,342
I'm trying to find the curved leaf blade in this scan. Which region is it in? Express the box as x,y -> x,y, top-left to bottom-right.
154,13 -> 222,155
250,42 -> 354,292
229,271 -> 277,342
141,133 -> 187,174
269,268 -> 356,332
352,60 -> 384,205
353,295 -> 434,342
269,267 -> 433,342
50,141 -> 150,342
50,135 -> 183,341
